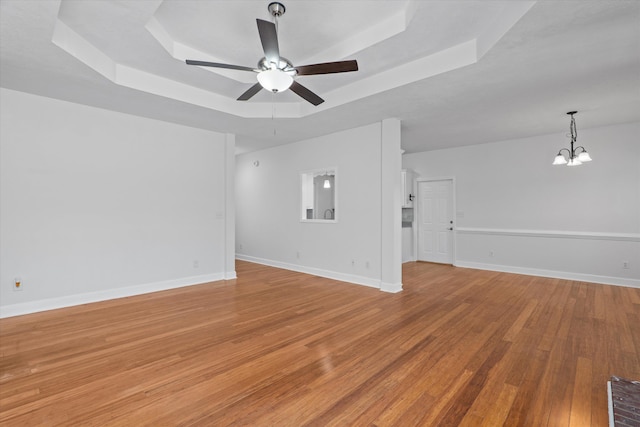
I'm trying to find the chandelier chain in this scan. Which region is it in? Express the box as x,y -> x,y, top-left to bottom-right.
569,113 -> 577,144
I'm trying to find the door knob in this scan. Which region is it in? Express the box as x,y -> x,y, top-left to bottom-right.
448,227 -> 453,231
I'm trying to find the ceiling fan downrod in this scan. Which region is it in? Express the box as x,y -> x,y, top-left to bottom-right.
267,2 -> 285,37
267,2 -> 286,18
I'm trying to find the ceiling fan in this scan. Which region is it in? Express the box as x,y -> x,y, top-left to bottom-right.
185,2 -> 358,106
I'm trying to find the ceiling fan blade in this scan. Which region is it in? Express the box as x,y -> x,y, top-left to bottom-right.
294,60 -> 359,76
237,82 -> 263,101
186,60 -> 256,73
256,19 -> 280,65
290,81 -> 324,106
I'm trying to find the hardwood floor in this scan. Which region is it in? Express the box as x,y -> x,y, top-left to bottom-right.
1,261 -> 639,426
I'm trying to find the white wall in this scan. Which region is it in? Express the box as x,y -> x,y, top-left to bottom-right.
236,121 -> 403,291
402,227 -> 414,262
403,121 -> 640,287
0,88 -> 235,317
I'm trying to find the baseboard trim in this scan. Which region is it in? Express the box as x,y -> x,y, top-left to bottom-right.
0,273 -> 226,319
380,282 -> 403,293
236,254 -> 381,290
455,261 -> 640,289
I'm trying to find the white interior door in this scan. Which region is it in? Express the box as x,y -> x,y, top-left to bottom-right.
418,180 -> 454,264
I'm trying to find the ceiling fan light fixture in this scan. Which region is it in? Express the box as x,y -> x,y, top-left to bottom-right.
257,68 -> 293,93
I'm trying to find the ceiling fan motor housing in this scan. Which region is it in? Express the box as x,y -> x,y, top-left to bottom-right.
258,57 -> 295,73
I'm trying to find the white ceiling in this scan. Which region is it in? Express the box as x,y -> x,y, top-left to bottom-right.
1,0 -> 639,154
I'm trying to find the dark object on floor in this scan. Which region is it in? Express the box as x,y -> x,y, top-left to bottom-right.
608,376 -> 640,427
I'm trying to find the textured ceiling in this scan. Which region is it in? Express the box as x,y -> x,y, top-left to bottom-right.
1,0 -> 639,154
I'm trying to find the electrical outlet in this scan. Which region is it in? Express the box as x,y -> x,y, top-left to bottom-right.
351,259 -> 355,267
296,251 -> 300,259
623,261 -> 630,269
365,261 -> 370,269
193,260 -> 199,269
13,277 -> 23,291
238,243 -> 243,250
489,251 -> 494,257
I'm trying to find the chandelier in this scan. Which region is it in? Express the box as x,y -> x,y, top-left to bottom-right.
553,111 -> 592,166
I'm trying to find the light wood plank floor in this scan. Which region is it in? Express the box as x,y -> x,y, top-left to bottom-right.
1,261 -> 639,426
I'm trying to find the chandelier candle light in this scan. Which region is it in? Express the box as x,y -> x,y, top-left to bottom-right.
553,111 -> 593,166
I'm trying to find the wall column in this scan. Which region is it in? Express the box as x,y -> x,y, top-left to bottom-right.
224,133 -> 237,280
380,118 -> 403,292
